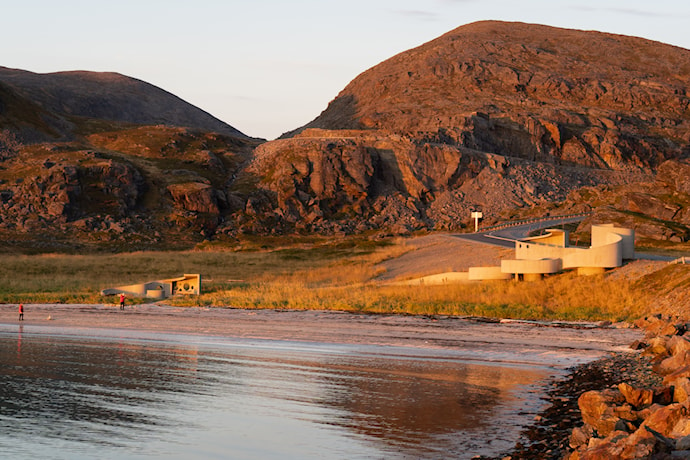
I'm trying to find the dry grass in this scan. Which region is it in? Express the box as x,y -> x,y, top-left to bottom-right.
189,271 -> 651,322
0,236 -> 663,322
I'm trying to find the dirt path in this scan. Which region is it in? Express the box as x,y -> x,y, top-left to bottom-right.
377,233 -> 512,280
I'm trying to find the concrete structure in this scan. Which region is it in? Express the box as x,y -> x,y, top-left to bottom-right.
468,266 -> 513,281
101,274 -> 201,299
391,272 -> 470,286
495,224 -> 635,280
390,223 -> 636,286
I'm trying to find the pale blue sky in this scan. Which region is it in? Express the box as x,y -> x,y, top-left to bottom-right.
2,0 -> 689,139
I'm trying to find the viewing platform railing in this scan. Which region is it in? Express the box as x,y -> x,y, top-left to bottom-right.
479,212 -> 593,233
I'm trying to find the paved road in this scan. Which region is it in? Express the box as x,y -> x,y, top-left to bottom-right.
455,215 -> 589,248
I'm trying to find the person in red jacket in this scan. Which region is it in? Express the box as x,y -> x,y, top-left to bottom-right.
119,293 -> 125,310
18,303 -> 23,321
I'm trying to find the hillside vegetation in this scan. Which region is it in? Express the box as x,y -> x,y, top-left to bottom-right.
1,235 -> 689,321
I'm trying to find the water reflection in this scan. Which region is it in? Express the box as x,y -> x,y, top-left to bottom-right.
0,329 -> 548,459
1,331 -> 209,449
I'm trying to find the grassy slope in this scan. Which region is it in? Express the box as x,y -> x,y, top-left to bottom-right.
1,235 -> 686,322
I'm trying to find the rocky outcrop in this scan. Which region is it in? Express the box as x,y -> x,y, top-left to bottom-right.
0,158 -> 144,231
240,128 -> 635,234
250,21 -> 690,238
167,182 -> 220,215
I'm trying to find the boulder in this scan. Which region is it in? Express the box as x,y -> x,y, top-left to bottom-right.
657,351 -> 690,375
618,425 -> 670,459
576,430 -> 646,460
664,365 -> 690,386
674,378 -> 690,403
629,339 -> 648,351
618,382 -> 653,409
669,336 -> 690,356
570,424 -> 595,449
639,403 -> 689,438
578,389 -> 625,436
646,336 -> 670,356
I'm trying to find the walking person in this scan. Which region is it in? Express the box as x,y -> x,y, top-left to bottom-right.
119,293 -> 125,310
18,303 -> 23,321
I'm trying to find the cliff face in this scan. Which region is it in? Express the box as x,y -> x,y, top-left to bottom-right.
2,22 -> 690,251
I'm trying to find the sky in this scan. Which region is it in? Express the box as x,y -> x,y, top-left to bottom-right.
2,1 -> 690,140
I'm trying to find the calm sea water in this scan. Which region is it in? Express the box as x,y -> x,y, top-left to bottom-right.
0,325 -> 555,460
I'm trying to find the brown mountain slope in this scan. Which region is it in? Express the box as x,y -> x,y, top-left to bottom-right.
240,21 -> 690,239
3,22 -> 690,251
0,68 -> 261,252
293,21 -> 690,169
0,67 -> 251,141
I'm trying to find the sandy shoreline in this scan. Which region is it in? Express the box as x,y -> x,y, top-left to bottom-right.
0,303 -> 641,369
1,303 -> 652,459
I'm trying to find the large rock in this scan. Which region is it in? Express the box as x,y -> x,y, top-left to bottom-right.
639,402 -> 690,438
618,382 -> 653,410
674,378 -> 690,403
657,351 -> 690,375
578,389 -> 626,437
167,182 -> 220,214
664,365 -> 690,386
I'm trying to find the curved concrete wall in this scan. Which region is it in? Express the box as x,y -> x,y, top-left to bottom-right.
516,241 -> 565,261
562,237 -> 622,269
592,224 -> 635,259
501,258 -> 562,275
466,224 -> 634,281
523,228 -> 568,247
468,266 -> 513,280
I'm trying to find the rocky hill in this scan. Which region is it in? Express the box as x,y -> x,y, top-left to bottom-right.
294,21 -> 690,169
0,67 -> 250,141
244,21 -> 690,240
1,21 -> 690,251
0,68 -> 259,251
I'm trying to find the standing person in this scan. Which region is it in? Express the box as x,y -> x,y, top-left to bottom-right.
18,303 -> 23,321
119,293 -> 125,310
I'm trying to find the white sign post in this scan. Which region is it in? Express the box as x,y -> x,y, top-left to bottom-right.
471,211 -> 483,232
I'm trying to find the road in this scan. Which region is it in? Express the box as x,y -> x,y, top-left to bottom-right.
455,215 -> 590,248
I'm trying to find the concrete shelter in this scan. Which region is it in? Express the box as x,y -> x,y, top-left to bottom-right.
101,274 -> 201,299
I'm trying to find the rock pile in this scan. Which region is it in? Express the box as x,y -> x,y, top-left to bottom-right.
565,315 -> 690,459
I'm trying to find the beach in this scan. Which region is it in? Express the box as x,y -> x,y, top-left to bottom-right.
0,303 -> 648,459
0,303 -> 640,364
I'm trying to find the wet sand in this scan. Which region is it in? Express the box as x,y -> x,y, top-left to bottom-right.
0,303 -> 641,369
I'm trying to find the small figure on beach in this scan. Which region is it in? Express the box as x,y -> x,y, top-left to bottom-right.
119,293 -> 126,310
18,303 -> 24,321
